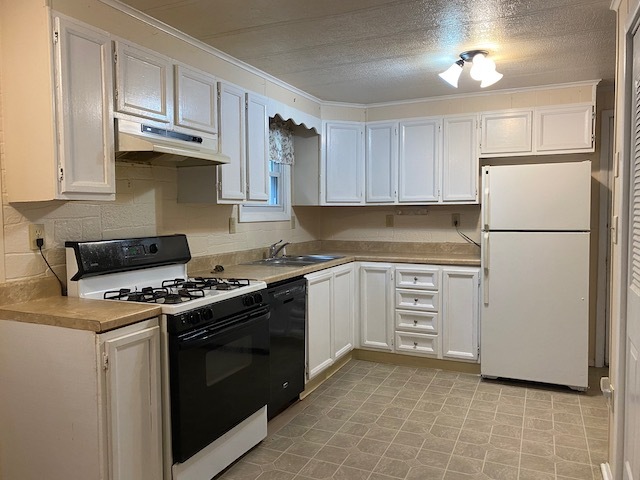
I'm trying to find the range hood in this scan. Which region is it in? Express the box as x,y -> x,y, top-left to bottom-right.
115,118 -> 230,166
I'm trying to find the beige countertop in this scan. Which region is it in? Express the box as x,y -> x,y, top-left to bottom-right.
0,247 -> 479,331
0,296 -> 162,333
191,250 -> 481,284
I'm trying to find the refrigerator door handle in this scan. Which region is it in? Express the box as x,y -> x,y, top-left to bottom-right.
482,170 -> 490,230
482,232 -> 489,305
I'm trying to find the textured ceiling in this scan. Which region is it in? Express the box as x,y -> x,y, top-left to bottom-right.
120,0 -> 616,104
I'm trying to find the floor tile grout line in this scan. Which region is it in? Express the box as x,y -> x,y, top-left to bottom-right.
441,372 -> 480,478
576,393 -> 597,480
516,387 -> 529,480
362,364 -> 436,480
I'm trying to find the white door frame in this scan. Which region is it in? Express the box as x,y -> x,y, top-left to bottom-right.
608,2 -> 640,478
596,109 -> 615,368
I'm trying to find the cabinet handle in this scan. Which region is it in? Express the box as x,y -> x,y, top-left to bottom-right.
413,320 -> 418,326
413,342 -> 418,348
413,276 -> 418,283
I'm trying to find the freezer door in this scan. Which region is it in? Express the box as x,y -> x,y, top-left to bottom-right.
482,161 -> 591,231
481,231 -> 589,388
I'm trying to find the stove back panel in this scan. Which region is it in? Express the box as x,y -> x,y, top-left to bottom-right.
66,234 -> 191,281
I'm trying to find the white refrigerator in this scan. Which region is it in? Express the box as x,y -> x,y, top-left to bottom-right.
481,161 -> 591,389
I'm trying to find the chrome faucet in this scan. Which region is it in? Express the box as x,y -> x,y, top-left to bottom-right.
268,240 -> 290,258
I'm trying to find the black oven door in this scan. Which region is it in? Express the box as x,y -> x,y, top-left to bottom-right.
169,305 -> 270,463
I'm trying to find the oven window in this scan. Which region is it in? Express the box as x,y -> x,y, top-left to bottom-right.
205,335 -> 253,386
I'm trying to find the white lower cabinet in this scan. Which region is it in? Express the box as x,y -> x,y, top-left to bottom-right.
0,317 -> 162,480
305,264 -> 355,379
356,262 -> 480,363
359,263 -> 394,351
441,267 -> 480,361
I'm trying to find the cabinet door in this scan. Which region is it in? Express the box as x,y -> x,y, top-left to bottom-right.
365,122 -> 397,203
534,104 -> 594,152
218,82 -> 247,202
359,263 -> 394,351
480,110 -> 532,155
332,264 -> 355,359
103,325 -> 162,480
398,118 -> 440,203
54,17 -> 115,199
114,41 -> 172,123
324,122 -> 364,204
306,271 -> 334,379
175,65 -> 217,134
442,115 -> 478,203
441,267 -> 479,362
246,93 -> 270,202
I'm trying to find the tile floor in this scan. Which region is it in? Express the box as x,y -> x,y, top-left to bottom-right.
216,360 -> 609,480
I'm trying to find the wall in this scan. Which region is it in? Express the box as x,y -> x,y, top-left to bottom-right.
0,0 -> 614,372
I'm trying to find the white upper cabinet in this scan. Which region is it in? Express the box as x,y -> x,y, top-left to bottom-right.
114,41 -> 173,123
245,93 -> 270,202
398,118 -> 441,203
534,104 -> 594,152
174,65 -> 217,134
480,109 -> 532,156
1,10 -> 116,202
54,17 -> 115,199
324,121 -> 365,204
217,82 -> 247,202
481,105 -> 594,157
365,122 -> 398,203
442,115 -> 478,203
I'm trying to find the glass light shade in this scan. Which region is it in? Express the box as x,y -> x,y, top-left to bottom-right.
470,53 -> 497,81
480,69 -> 503,88
438,62 -> 463,88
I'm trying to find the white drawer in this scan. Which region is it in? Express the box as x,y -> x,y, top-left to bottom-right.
396,310 -> 438,334
395,267 -> 439,290
395,289 -> 439,311
395,331 -> 438,357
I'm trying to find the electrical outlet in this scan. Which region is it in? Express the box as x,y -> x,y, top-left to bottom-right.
29,224 -> 45,250
451,214 -> 460,227
229,217 -> 237,234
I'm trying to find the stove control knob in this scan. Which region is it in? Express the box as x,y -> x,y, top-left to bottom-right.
149,243 -> 158,254
243,295 -> 255,307
202,308 -> 214,321
253,293 -> 263,304
188,311 -> 201,325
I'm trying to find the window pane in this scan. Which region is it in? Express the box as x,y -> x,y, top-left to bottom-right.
269,175 -> 279,205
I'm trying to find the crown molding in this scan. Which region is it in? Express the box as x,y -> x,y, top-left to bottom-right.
98,0 -> 322,105
97,1 -> 602,113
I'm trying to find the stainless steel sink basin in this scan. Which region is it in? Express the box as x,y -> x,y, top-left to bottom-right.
244,254 -> 344,267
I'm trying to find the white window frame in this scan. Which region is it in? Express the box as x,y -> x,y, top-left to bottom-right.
239,162 -> 291,222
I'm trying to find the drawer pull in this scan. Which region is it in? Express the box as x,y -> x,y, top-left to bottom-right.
413,320 -> 418,326
413,342 -> 418,348
414,276 -> 418,283
414,298 -> 419,303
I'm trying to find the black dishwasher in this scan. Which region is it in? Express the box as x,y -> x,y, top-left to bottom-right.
266,277 -> 306,419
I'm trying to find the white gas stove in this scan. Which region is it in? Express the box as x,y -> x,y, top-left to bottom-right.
65,235 -> 266,315
65,235 -> 269,480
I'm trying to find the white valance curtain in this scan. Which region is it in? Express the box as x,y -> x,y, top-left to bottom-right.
269,119 -> 294,165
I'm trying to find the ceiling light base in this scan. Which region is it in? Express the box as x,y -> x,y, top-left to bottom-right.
459,50 -> 488,62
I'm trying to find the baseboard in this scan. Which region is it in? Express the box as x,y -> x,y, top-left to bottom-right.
352,349 -> 481,374
600,462 -> 612,480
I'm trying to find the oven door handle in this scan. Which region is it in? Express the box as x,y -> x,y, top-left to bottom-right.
177,306 -> 270,349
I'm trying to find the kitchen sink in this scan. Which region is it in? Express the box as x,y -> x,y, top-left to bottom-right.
245,254 -> 344,267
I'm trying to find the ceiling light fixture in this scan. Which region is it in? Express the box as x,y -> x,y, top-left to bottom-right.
439,50 -> 503,89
